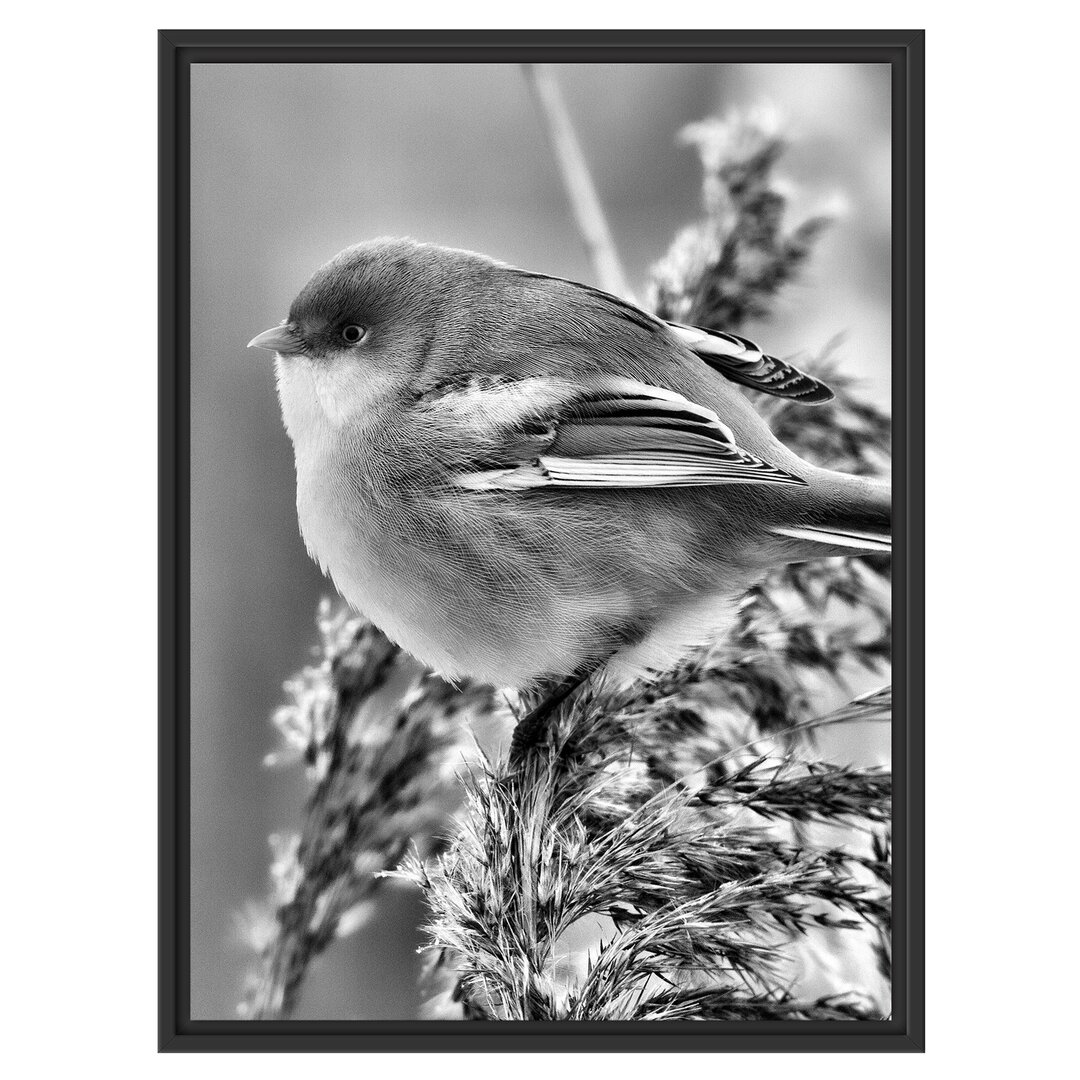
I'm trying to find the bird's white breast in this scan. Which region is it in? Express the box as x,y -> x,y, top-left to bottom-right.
275,357 -> 378,585
275,357 -> 464,673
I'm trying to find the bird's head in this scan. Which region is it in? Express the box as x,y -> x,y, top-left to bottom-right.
249,237 -> 473,428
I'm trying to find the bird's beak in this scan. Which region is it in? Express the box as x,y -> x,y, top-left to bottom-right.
247,322 -> 306,355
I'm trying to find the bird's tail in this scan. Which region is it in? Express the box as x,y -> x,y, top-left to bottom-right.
771,470 -> 891,556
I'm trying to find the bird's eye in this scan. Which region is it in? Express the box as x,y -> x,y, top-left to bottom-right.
341,324 -> 365,344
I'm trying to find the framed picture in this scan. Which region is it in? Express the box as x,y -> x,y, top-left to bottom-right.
160,29 -> 924,1052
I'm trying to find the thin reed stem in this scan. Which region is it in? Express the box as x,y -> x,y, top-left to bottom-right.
522,63 -> 635,301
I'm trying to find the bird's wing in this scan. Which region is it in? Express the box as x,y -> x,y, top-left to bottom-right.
504,267 -> 832,403
665,322 -> 834,404
438,376 -> 806,491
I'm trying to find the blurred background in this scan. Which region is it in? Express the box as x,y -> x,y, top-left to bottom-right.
190,62 -> 891,1019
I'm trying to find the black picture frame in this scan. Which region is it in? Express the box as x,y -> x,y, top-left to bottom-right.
160,28 -> 924,1053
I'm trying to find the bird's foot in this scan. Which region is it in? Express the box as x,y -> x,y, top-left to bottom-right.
508,704 -> 552,763
508,670 -> 592,766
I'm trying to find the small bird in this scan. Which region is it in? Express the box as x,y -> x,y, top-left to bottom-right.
250,238 -> 889,751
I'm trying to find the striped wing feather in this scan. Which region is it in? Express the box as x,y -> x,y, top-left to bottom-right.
456,378 -> 805,491
667,322 -> 835,404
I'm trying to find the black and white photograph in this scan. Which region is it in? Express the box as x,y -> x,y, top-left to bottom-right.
14,7 -> 1080,1072
163,30 -> 923,1050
